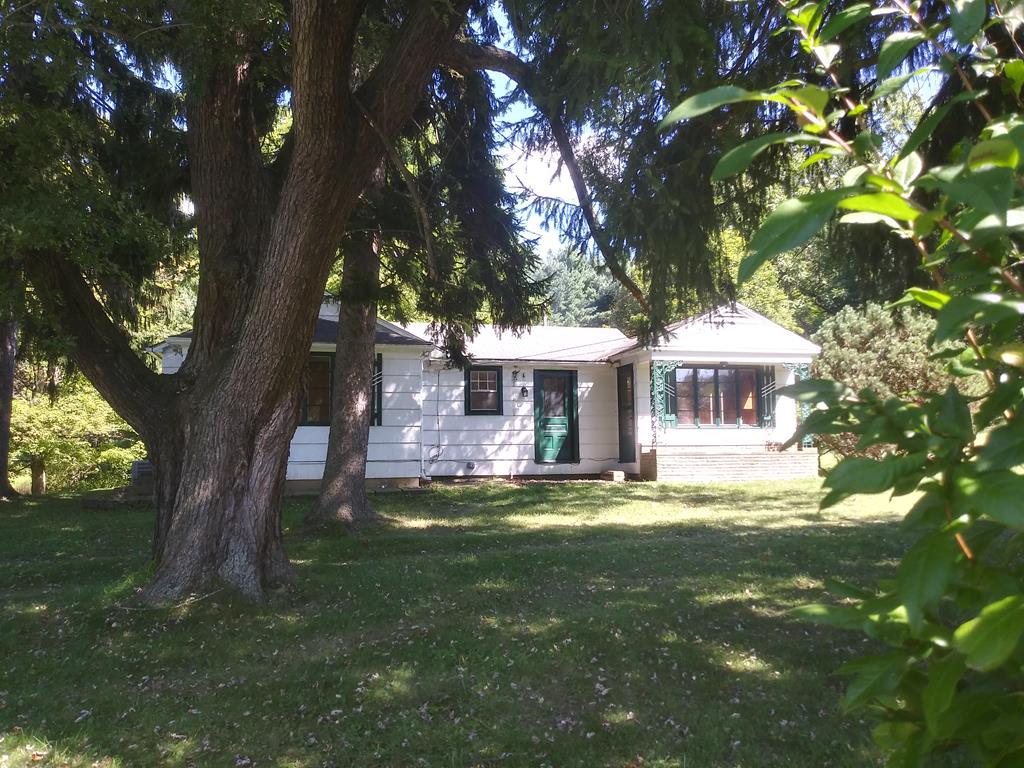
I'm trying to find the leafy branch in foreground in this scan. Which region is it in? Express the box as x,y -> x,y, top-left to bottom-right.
664,1 -> 1024,764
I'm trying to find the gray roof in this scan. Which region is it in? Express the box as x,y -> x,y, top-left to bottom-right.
166,318 -> 432,348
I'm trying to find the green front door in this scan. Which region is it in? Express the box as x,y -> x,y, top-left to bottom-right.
534,370 -> 578,463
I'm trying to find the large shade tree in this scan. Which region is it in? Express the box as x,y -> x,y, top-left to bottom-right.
6,0 -> 477,602
6,0 -> 941,602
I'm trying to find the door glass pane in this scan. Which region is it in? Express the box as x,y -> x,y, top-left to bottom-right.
675,368 -> 695,424
738,369 -> 757,424
696,369 -> 715,424
543,376 -> 566,416
719,368 -> 737,424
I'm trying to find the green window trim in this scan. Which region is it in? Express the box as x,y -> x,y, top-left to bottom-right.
299,352 -> 384,427
465,365 -> 503,415
651,361 -> 776,430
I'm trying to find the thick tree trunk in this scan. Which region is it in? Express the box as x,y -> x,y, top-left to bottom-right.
141,385 -> 300,603
0,320 -> 18,499
307,233 -> 382,530
30,455 -> 45,495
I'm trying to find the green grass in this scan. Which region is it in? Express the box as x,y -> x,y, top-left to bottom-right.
0,479 -> 913,767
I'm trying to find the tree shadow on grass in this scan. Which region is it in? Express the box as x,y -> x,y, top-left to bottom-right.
2,497 -> 909,766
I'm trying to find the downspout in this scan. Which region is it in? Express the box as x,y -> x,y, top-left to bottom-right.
419,351 -> 430,482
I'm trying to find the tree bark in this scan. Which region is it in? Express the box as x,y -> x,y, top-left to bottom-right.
141,386 -> 300,602
30,455 -> 45,495
307,233 -> 382,530
0,319 -> 18,499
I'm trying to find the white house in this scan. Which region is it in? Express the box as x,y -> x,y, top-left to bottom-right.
154,302 -> 820,490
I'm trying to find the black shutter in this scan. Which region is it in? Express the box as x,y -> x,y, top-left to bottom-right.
371,353 -> 383,426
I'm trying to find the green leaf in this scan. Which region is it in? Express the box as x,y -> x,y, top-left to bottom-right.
839,211 -> 901,229
935,293 -> 1024,341
712,133 -> 822,181
787,1 -> 826,36
776,377 -> 847,402
878,31 -> 927,79
1005,60 -> 1024,97
922,654 -> 965,735
953,595 -> 1024,671
899,91 -> 983,159
800,149 -> 842,169
954,469 -> 1024,529
870,67 -> 934,102
892,151 -> 924,188
905,287 -> 949,310
967,138 -> 1020,170
740,190 -> 846,282
818,2 -> 872,41
838,192 -> 920,221
920,166 -> 1015,217
822,456 -> 896,508
949,0 -> 986,44
931,385 -> 973,439
897,532 -> 958,633
993,342 -> 1024,368
781,84 -> 831,120
838,652 -> 907,711
660,86 -> 764,128
976,421 -> 1024,472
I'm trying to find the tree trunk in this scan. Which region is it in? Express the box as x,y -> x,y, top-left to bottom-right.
30,455 -> 45,495
141,384 -> 300,603
0,320 -> 18,499
307,233 -> 382,530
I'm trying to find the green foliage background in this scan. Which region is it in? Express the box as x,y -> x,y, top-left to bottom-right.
10,377 -> 145,493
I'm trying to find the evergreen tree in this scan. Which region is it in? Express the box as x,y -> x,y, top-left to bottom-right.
541,249 -> 619,327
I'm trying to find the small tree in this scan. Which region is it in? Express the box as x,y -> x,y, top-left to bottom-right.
664,0 -> 1024,763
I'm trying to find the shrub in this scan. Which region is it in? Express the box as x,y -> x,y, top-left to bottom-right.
811,303 -> 963,458
11,380 -> 145,493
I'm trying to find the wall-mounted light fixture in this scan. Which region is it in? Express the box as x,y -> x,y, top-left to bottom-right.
520,386 -> 529,398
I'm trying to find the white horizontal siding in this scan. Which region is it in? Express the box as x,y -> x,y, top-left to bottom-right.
421,363 -> 626,477
282,350 -> 424,480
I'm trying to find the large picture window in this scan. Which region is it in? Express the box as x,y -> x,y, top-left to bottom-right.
669,365 -> 773,426
299,352 -> 384,427
465,365 -> 503,415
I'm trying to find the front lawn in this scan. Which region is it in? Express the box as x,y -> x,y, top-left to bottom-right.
0,480 -> 912,767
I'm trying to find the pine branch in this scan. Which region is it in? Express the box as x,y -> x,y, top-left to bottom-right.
444,41 -> 651,314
